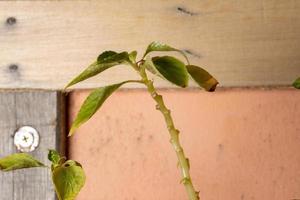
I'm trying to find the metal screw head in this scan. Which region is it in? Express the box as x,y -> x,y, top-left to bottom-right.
14,126 -> 39,152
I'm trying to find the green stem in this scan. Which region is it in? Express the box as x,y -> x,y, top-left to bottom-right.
138,67 -> 199,200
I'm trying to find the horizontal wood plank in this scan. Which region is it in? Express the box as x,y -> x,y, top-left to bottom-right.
0,0 -> 300,89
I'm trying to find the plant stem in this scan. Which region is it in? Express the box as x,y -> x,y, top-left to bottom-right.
138,66 -> 199,200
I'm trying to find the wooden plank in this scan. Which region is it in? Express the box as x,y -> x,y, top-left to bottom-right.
0,93 -> 15,199
0,0 -> 299,89
0,91 -> 66,200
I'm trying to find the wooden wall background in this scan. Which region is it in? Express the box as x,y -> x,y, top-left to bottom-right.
0,0 -> 300,89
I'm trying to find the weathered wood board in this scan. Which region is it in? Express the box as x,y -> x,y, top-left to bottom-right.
0,91 -> 65,200
0,0 -> 300,89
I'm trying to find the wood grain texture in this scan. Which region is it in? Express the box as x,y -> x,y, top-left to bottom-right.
0,93 -> 15,199
0,0 -> 300,89
0,91 -> 66,200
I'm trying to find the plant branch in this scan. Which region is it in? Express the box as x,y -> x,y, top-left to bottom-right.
138,66 -> 199,200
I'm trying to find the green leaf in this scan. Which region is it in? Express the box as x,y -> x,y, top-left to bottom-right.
52,160 -> 86,200
97,51 -> 117,62
65,51 -> 130,89
69,84 -> 122,135
141,56 -> 163,78
48,149 -> 61,165
186,65 -> 218,92
49,153 -> 86,200
143,41 -> 189,64
97,51 -> 129,64
0,153 -> 45,171
129,51 -> 137,63
152,56 -> 189,87
69,80 -> 141,136
293,77 -> 300,89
